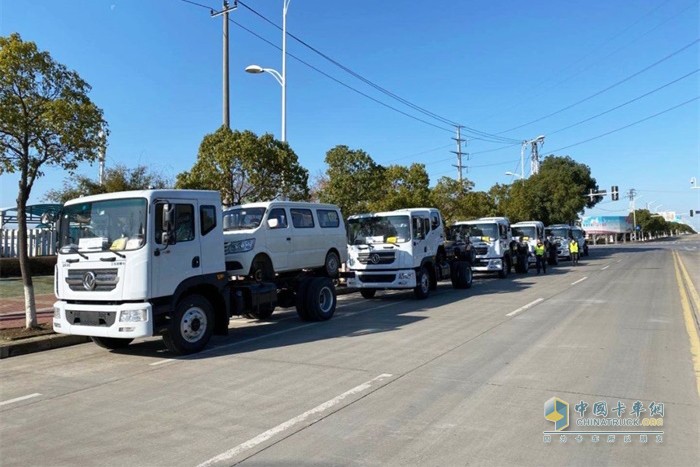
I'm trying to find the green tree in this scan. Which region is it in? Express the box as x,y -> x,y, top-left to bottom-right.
176,127 -> 309,205
369,163 -> 431,212
317,145 -> 385,216
501,155 -> 600,225
429,176 -> 493,224
0,33 -> 107,328
44,164 -> 171,203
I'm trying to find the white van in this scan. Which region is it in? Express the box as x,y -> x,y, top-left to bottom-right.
223,201 -> 347,280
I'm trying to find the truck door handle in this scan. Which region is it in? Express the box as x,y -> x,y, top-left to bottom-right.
192,256 -> 200,268
287,237 -> 291,241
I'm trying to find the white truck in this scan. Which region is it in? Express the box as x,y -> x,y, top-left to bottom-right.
51,189 -> 340,355
345,208 -> 474,299
450,217 -> 516,277
511,220 -> 553,267
546,224 -> 575,261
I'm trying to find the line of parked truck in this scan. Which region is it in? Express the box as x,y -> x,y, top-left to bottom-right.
48,189 -> 588,355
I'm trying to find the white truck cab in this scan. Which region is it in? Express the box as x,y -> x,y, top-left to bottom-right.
511,220 -> 546,266
451,217 -> 512,278
546,224 -> 574,260
223,201 -> 347,280
345,208 -> 467,299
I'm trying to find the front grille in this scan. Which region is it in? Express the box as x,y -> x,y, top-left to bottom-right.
66,269 -> 119,292
358,274 -> 396,283
357,251 -> 396,265
65,309 -> 116,327
475,246 -> 488,255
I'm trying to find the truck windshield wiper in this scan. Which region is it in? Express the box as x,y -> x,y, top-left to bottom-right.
103,247 -> 126,258
61,246 -> 88,259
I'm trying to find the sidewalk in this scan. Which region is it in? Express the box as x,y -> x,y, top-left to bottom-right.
0,293 -> 89,359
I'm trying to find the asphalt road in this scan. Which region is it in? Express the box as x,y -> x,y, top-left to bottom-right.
1,236 -> 699,467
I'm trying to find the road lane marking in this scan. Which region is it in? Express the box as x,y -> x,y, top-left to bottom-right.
506,298 -> 544,317
675,252 -> 700,316
601,265 -> 610,270
150,299 -> 409,366
571,277 -> 588,286
672,251 -> 700,398
196,374 -> 393,467
0,393 -> 41,407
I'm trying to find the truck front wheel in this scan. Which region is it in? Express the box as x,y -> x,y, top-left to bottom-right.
91,337 -> 133,350
163,294 -> 214,355
498,257 -> 510,279
414,266 -> 430,299
451,261 -> 473,289
360,289 -> 377,299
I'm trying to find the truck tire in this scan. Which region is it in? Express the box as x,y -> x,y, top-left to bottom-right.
295,277 -> 314,321
583,244 -> 589,256
498,257 -> 510,279
250,255 -> 275,282
360,289 -> 377,299
451,261 -> 473,289
163,294 -> 214,355
91,336 -> 133,350
305,277 -> 337,321
323,250 -> 341,278
414,266 -> 430,299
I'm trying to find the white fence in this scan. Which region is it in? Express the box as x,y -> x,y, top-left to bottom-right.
0,229 -> 56,257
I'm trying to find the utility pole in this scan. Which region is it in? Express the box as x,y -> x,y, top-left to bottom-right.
98,130 -> 105,185
211,1 -> 238,129
628,188 -> 637,241
529,136 -> 545,176
451,126 -> 467,190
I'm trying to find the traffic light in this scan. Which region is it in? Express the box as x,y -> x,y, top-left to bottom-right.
611,186 -> 619,201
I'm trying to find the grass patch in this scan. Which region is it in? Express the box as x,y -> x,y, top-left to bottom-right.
0,323 -> 54,341
0,276 -> 54,298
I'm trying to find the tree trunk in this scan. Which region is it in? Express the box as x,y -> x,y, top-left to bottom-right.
17,188 -> 37,328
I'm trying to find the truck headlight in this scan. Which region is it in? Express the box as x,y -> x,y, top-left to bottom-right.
225,238 -> 256,254
53,306 -> 61,319
348,256 -> 355,266
120,309 -> 148,322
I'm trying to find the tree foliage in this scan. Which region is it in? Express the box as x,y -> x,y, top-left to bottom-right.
317,145 -> 385,216
493,155 -> 600,225
176,127 -> 309,206
44,164 -> 171,203
369,163 -> 431,212
429,176 -> 495,224
0,33 -> 106,327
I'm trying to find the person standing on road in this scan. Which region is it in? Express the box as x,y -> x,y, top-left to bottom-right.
535,240 -> 547,274
569,237 -> 579,265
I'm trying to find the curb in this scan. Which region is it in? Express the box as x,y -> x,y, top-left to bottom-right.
0,334 -> 90,359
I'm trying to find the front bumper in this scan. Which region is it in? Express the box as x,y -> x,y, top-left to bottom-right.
53,301 -> 153,339
472,257 -> 504,272
345,269 -> 416,289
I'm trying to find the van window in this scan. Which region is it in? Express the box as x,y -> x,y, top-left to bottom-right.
200,205 -> 216,236
291,208 -> 315,228
268,208 -> 288,229
317,209 -> 340,228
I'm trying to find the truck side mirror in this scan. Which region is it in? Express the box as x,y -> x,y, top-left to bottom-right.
162,203 -> 176,245
267,218 -> 279,229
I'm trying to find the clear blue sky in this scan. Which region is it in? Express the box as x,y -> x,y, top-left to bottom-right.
1,0 -> 698,230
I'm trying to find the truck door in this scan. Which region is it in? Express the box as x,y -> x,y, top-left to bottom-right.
152,201 -> 202,299
412,215 -> 431,263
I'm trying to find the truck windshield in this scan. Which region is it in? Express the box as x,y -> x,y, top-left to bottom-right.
512,226 -> 536,239
223,207 -> 266,231
348,215 -> 411,245
546,228 -> 570,239
572,229 -> 584,240
455,223 -> 498,239
58,198 -> 147,252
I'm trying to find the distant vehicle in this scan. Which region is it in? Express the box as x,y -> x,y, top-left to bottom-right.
512,221 -> 545,266
451,217 -> 517,277
546,224 -> 574,260
345,208 -> 474,299
571,226 -> 589,256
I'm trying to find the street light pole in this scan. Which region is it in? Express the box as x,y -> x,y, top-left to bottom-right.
281,0 -> 290,142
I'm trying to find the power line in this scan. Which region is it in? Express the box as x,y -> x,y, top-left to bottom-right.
497,38 -> 700,134
547,96 -> 699,153
548,68 -> 700,136
234,0 -> 521,145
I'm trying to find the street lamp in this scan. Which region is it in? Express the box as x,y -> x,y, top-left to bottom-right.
244,0 -> 291,142
505,171 -> 523,179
